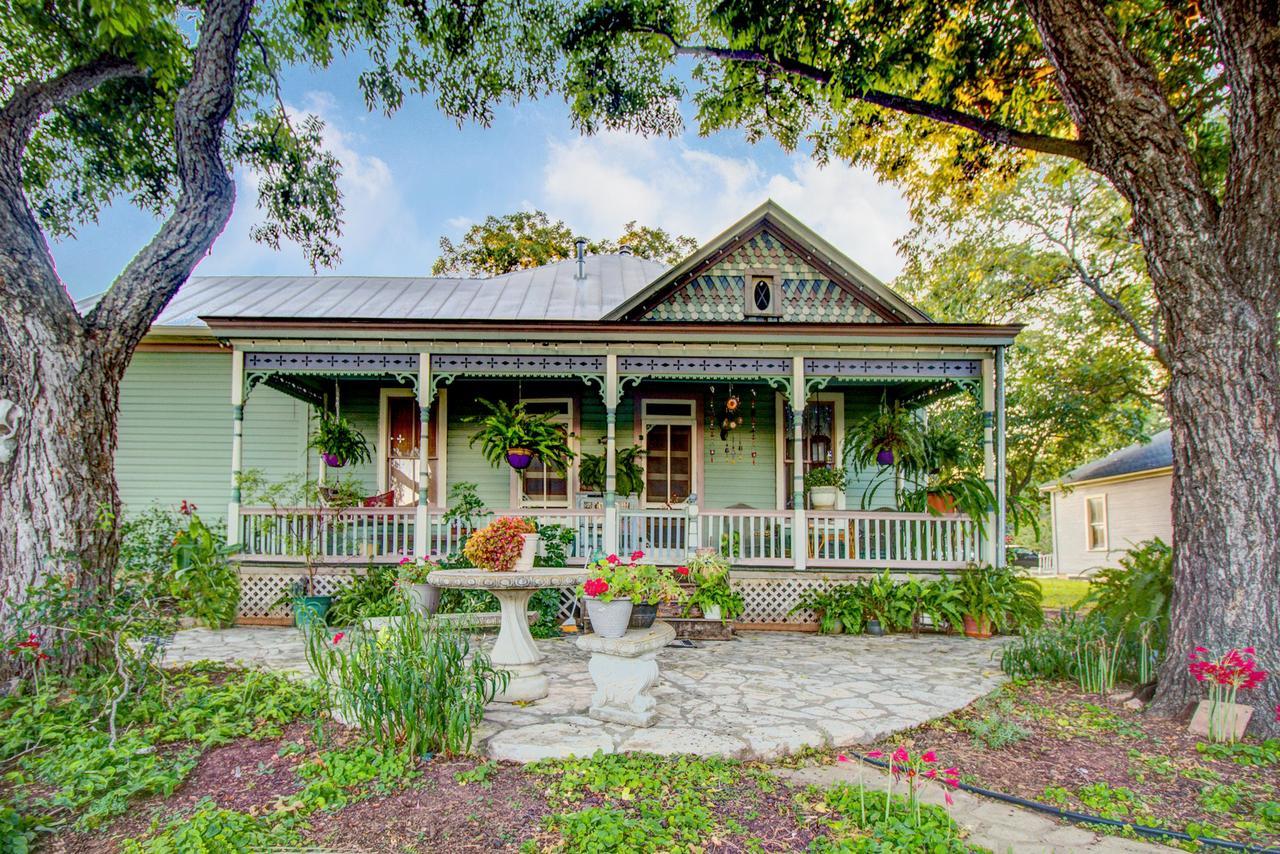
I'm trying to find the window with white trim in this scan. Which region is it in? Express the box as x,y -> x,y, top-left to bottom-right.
641,399 -> 696,506
516,398 -> 574,508
1085,495 -> 1108,550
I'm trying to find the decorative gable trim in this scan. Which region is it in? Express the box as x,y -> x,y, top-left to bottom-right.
605,201 -> 931,324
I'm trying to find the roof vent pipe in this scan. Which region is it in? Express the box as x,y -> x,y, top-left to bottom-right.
618,243 -> 633,256
574,238 -> 587,280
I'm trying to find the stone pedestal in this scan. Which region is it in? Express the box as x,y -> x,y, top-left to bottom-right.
426,566 -> 587,703
576,621 -> 676,727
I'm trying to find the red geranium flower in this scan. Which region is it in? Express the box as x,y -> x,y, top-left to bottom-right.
630,550 -> 645,562
605,554 -> 620,565
332,632 -> 345,644
583,578 -> 610,597
921,750 -> 937,763
675,565 -> 690,577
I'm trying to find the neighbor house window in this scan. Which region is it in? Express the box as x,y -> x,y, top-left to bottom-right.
641,399 -> 696,506
1085,495 -> 1108,550
517,399 -> 573,508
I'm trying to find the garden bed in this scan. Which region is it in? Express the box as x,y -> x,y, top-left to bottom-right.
865,680 -> 1280,849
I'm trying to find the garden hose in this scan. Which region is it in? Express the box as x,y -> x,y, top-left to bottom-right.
854,755 -> 1279,854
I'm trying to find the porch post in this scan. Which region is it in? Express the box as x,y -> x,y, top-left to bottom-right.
414,351 -> 431,558
228,347 -> 244,546
603,352 -> 619,556
791,356 -> 807,571
981,355 -> 998,565
995,345 -> 1007,569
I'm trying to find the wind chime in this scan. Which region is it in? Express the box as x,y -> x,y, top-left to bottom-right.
706,385 -> 757,464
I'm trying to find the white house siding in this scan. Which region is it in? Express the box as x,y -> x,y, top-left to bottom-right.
1050,472 -> 1173,575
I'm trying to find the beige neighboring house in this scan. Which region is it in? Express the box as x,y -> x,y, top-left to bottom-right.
1042,430 -> 1172,576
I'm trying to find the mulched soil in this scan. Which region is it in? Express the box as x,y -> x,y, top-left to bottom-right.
39,721 -> 818,852
865,681 -> 1280,849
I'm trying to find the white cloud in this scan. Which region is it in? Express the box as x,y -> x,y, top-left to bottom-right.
542,133 -> 911,281
197,91 -> 434,277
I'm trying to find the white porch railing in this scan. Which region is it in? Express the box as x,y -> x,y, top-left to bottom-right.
238,506 -> 604,565
237,505 -> 977,570
807,510 -> 980,569
239,506 -> 416,564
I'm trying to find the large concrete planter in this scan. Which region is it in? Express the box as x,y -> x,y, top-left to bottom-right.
585,597 -> 633,639
407,583 -> 440,617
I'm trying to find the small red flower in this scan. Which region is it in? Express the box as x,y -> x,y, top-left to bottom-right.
605,554 -> 620,565
866,749 -> 883,759
179,500 -> 197,516
332,632 -> 345,644
891,747 -> 909,764
675,566 -> 690,577
945,790 -> 954,806
837,754 -> 849,763
921,750 -> 938,763
630,550 -> 645,562
583,578 -> 610,597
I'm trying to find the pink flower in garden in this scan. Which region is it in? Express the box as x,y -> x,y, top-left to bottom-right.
943,767 -> 959,777
606,554 -> 620,565
837,754 -> 849,763
630,550 -> 645,562
945,791 -> 954,806
399,557 -> 411,565
866,750 -> 883,759
921,750 -> 938,763
332,632 -> 344,644
891,747 -> 909,764
924,769 -> 938,779
583,578 -> 610,597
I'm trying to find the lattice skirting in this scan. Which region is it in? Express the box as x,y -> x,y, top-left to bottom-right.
237,565 -> 885,626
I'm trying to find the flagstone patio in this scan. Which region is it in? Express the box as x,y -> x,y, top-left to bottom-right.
161,627 -> 1006,762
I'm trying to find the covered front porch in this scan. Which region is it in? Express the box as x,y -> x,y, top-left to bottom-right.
226,342 -> 1008,624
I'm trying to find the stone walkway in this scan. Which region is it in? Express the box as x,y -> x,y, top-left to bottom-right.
162,626 -> 1005,762
779,764 -> 1179,853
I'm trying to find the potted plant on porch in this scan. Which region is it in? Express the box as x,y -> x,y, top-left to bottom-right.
956,563 -> 1043,638
463,516 -> 539,571
844,400 -> 925,468
467,398 -> 575,472
579,445 -> 645,503
629,556 -> 686,628
579,554 -> 638,638
803,466 -> 845,510
685,563 -> 744,623
307,412 -> 373,468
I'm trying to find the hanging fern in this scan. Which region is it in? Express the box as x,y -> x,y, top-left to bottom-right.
465,398 -> 575,472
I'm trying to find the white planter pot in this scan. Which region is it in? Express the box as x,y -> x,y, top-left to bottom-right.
809,486 -> 839,509
586,597 -> 633,639
407,582 -> 440,617
514,533 -> 540,571
702,604 -> 723,622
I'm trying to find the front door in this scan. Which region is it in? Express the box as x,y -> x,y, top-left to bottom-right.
642,399 -> 697,506
384,394 -> 420,506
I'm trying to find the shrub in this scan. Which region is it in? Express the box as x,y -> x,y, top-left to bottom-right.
956,563 -> 1043,633
1084,538 -> 1172,660
326,564 -> 405,625
169,511 -> 240,628
303,610 -> 506,756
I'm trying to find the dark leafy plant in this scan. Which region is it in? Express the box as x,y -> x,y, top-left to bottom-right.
169,512 -> 241,628
790,585 -> 863,634
685,568 -> 744,621
956,563 -> 1043,634
327,565 -> 405,625
804,466 -> 846,491
1084,538 -> 1173,659
579,445 -> 645,496
306,412 -> 372,466
466,398 -> 575,472
443,481 -> 489,531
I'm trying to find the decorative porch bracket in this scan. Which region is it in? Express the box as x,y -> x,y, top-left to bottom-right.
429,353 -> 607,407
242,352 -> 422,403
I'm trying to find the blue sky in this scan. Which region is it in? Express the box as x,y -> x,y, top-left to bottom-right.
54,58 -> 912,301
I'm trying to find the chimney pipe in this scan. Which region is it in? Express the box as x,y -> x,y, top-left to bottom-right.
618,243 -> 633,256
574,238 -> 587,280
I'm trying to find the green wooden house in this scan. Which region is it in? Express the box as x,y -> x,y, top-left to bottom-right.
113,201 -> 1016,624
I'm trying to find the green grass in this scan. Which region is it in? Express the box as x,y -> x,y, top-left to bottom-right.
1035,577 -> 1091,609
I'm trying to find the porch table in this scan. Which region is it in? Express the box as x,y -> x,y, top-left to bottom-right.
425,566 -> 586,702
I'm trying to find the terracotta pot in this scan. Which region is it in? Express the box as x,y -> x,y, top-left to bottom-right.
927,492 -> 957,514
506,448 -> 533,469
963,614 -> 994,639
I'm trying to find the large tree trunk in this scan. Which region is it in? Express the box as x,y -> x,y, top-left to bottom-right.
0,311 -> 121,673
1025,0 -> 1280,739
1150,272 -> 1280,737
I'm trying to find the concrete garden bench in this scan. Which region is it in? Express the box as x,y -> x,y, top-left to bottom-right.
575,621 -> 676,727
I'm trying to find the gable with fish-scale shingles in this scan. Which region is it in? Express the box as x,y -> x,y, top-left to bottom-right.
638,227 -> 889,322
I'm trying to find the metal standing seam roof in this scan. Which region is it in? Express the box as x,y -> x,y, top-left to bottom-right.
1058,429 -> 1173,486
77,254 -> 671,328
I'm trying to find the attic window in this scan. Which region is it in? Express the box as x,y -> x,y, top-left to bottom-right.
743,269 -> 782,318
